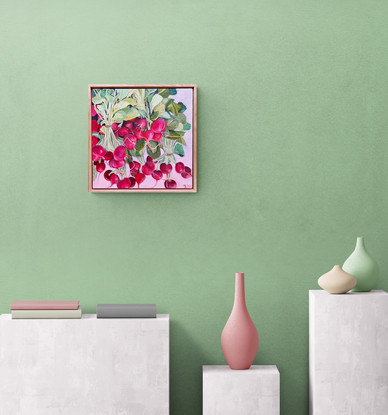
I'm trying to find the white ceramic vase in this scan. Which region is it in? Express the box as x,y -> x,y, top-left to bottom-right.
318,265 -> 357,294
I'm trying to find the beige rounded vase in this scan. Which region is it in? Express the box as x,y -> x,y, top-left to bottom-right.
318,265 -> 357,294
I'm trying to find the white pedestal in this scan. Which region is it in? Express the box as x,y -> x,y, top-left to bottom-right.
309,290 -> 388,415
0,314 -> 169,415
203,365 -> 280,415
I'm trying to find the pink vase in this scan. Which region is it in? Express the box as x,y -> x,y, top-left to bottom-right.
221,272 -> 259,370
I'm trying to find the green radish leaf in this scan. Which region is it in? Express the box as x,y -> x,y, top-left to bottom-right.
153,102 -> 165,114
150,94 -> 163,112
150,112 -> 159,121
147,146 -> 161,159
175,135 -> 186,145
124,107 -> 140,121
114,98 -> 136,112
148,140 -> 160,150
174,143 -> 184,157
169,88 -> 177,95
160,111 -> 171,119
167,118 -> 179,130
129,149 -> 141,157
118,89 -> 130,100
133,89 -> 146,110
136,138 -> 146,152
167,101 -> 182,116
138,109 -> 147,118
158,89 -> 170,98
92,96 -> 104,105
167,130 -> 185,137
112,109 -> 128,122
177,113 -> 187,124
106,89 -> 115,103
178,102 -> 187,113
146,89 -> 157,99
183,122 -> 191,130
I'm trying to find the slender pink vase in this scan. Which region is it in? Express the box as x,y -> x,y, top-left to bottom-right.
221,272 -> 259,370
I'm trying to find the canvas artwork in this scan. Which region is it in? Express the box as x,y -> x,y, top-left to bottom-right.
89,85 -> 196,192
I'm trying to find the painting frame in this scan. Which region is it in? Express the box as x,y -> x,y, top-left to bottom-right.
88,84 -> 197,193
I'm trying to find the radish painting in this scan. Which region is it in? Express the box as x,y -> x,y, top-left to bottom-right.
89,85 -> 196,192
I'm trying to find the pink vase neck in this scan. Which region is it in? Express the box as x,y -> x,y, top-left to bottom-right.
234,272 -> 247,309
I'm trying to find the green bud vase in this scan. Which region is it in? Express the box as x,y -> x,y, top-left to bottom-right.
343,237 -> 378,292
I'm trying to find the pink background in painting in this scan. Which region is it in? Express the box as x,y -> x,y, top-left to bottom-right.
93,88 -> 193,190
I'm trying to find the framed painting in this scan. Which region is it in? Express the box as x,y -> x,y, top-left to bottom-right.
89,85 -> 197,193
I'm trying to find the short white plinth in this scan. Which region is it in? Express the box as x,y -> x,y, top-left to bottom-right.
203,365 -> 280,415
309,290 -> 388,415
0,314 -> 169,415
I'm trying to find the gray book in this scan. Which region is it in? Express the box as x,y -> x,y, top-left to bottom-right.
97,304 -> 156,318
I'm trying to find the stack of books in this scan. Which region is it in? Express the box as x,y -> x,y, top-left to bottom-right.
11,301 -> 82,319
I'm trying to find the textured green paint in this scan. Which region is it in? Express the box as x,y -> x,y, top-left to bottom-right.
1,1 -> 388,413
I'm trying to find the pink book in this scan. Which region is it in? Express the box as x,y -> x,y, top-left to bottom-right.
10,301 -> 79,310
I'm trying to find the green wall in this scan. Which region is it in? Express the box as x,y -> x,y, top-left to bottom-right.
1,1 -> 388,413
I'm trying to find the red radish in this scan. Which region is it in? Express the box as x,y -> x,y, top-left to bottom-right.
109,158 -> 125,169
153,133 -> 162,142
142,130 -> 154,142
130,169 -> 139,177
152,170 -> 163,181
117,178 -> 131,189
123,135 -> 137,151
92,119 -> 100,133
136,119 -> 147,130
92,153 -> 100,162
92,106 -> 97,117
142,164 -> 153,175
160,163 -> 172,174
93,145 -> 106,157
151,118 -> 167,133
134,128 -> 142,139
181,172 -> 192,179
124,121 -> 134,132
135,173 -> 146,185
164,179 -> 177,189
146,160 -> 155,171
92,136 -> 99,146
114,146 -> 126,161
104,170 -> 112,181
118,127 -> 129,138
147,156 -> 153,162
96,161 -> 105,173
129,161 -> 141,171
129,177 -> 136,188
185,166 -> 192,174
111,123 -> 118,132
175,162 -> 185,174
110,174 -> 119,185
103,151 -> 114,162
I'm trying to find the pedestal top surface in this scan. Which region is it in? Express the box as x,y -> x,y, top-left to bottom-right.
203,365 -> 279,375
0,313 -> 169,320
309,289 -> 386,298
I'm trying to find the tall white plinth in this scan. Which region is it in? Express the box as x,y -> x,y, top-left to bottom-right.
309,290 -> 388,415
203,365 -> 280,415
0,314 -> 169,415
